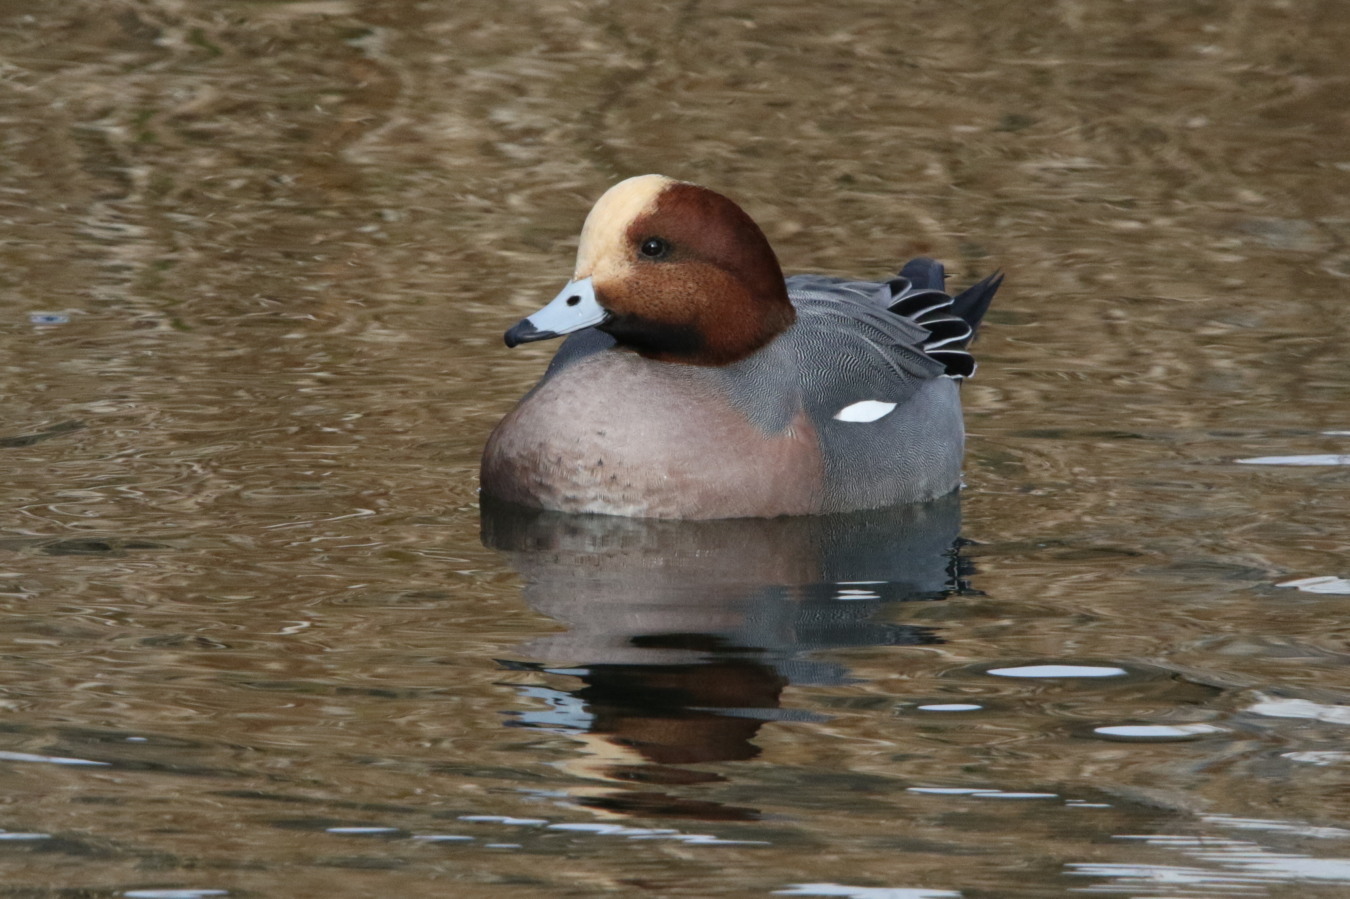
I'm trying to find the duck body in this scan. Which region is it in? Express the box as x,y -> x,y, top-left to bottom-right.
481,175 -> 1001,520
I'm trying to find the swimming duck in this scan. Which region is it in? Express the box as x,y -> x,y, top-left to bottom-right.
480,175 -> 1001,519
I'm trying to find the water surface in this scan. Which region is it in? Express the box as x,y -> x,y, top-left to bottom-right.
1,1 -> 1348,896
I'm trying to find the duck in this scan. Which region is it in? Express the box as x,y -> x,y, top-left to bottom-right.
480,174 -> 1002,520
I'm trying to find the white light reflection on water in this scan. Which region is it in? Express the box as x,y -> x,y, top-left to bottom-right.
775,886 -> 961,898
1202,816 -> 1350,840
907,787 -> 986,795
1275,576 -> 1350,595
457,811 -> 767,846
1235,455 -> 1350,466
907,786 -> 1058,800
1246,696 -> 1350,725
1093,724 -> 1226,739
1283,751 -> 1350,766
457,815 -> 549,826
0,750 -> 109,766
1067,859 -> 1272,894
987,665 -> 1128,678
1070,816 -> 1350,894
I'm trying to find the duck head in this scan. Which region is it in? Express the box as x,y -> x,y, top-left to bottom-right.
505,175 -> 795,365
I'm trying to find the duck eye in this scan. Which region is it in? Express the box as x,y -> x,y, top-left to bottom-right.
639,237 -> 669,259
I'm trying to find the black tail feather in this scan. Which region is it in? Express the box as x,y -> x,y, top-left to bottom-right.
950,271 -> 1003,336
875,258 -> 1003,379
898,257 -> 946,292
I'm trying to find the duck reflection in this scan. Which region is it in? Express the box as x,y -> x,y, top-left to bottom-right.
481,493 -> 968,820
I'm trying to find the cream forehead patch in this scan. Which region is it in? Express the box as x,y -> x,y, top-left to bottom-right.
575,174 -> 673,278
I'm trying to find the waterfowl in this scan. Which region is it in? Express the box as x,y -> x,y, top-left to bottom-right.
480,174 -> 1001,519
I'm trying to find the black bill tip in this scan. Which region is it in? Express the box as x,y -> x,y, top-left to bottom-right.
503,319 -> 558,348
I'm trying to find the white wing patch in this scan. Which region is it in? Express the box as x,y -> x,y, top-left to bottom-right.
833,400 -> 897,423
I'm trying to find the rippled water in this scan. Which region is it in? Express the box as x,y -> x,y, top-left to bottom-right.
1,1 -> 1348,897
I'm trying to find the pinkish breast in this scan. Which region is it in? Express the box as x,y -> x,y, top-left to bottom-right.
480,352 -> 825,519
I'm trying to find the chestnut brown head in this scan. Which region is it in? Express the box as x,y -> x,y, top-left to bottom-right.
506,175 -> 795,365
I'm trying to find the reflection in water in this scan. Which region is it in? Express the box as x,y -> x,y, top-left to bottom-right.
482,494 -> 966,820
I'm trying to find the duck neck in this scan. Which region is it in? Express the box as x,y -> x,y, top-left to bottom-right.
604,287 -> 795,366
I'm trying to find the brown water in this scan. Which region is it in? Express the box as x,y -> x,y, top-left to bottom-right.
1,1 -> 1348,897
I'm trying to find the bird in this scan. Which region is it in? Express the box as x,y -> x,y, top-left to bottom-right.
480,174 -> 1001,520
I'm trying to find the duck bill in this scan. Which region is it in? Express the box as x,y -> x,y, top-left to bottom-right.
504,277 -> 610,347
